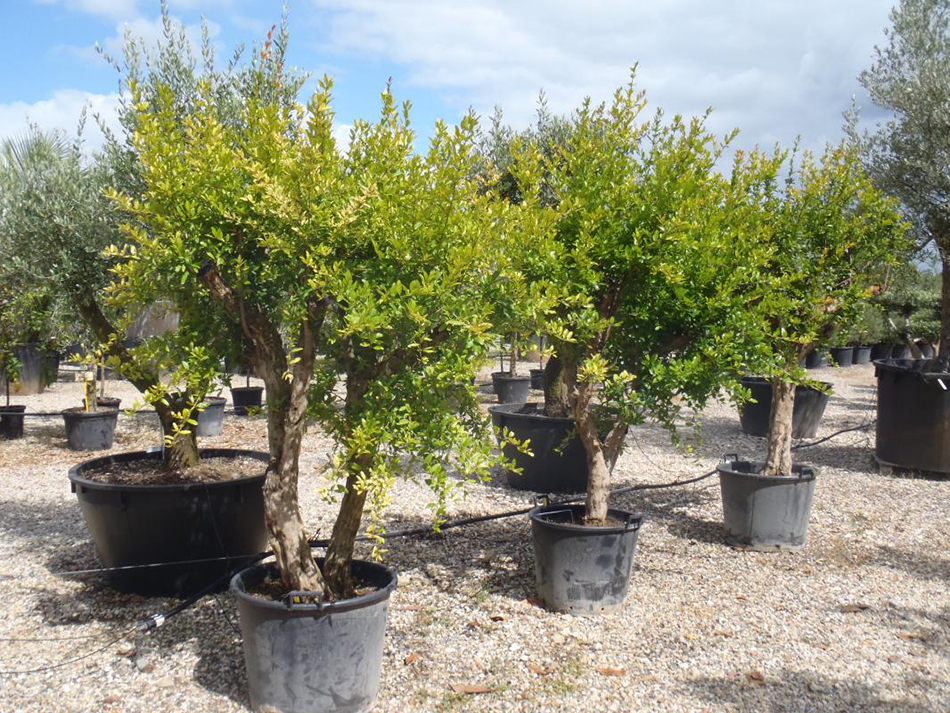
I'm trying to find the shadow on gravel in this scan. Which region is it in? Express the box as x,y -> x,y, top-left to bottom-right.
380,513 -> 537,605
612,484 -> 726,546
870,545 -> 950,585
683,669 -> 932,712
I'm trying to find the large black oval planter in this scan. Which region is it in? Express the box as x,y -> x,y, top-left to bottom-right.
828,346 -> 854,367
852,346 -> 872,365
0,405 -> 26,439
196,396 -> 227,437
737,377 -> 830,439
875,358 -> 950,474
232,559 -> 396,713
494,374 -> 531,404
489,403 -> 588,492
530,503 -> 642,614
231,386 -> 264,415
62,408 -> 118,450
717,459 -> 817,551
69,448 -> 269,596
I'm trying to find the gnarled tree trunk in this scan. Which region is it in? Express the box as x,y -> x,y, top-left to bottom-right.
542,353 -> 575,418
574,382 -> 612,524
764,378 -> 796,476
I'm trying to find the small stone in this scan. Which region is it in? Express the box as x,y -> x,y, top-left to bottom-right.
115,641 -> 136,658
135,656 -> 154,673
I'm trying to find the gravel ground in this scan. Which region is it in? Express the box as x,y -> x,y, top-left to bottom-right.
0,363 -> 948,712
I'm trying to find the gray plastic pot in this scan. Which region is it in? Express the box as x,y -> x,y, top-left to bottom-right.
852,346 -> 872,364
828,346 -> 854,367
717,458 -> 817,551
62,407 -> 118,450
196,396 -> 227,437
4,343 -> 44,395
530,503 -> 642,614
494,374 -> 531,405
231,560 -> 397,713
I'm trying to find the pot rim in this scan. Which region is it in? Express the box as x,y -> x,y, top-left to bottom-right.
68,447 -> 268,493
488,402 -> 574,426
717,459 -> 817,483
873,357 -> 950,380
62,406 -> 119,418
492,374 -> 532,383
740,376 -> 832,391
230,559 -> 397,615
229,386 -> 264,393
529,502 -> 642,534
0,405 -> 27,413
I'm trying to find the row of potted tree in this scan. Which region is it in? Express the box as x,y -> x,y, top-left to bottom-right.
0,11 -> 912,713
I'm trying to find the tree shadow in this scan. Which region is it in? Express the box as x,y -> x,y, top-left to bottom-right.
610,483 -> 727,546
682,668 -> 933,712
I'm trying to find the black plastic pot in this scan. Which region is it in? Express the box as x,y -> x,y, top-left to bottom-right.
69,448 -> 269,596
717,458 -> 817,551
875,358 -> 950,474
870,343 -> 893,361
494,374 -> 531,404
231,386 -> 264,415
737,377 -> 831,439
891,344 -> 912,360
0,405 -> 26,439
529,503 -> 642,614
916,342 -> 936,359
489,403 -> 588,492
803,350 -> 825,369
828,346 -> 854,367
852,346 -> 872,365
62,407 -> 118,451
530,368 -> 545,390
232,559 -> 397,713
196,396 -> 227,437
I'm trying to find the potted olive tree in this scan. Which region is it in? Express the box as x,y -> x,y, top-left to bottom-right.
719,141 -> 907,550
119,46 -> 515,709
496,77 -> 783,614
0,287 -> 25,440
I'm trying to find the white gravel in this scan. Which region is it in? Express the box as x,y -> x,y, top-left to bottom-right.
0,363 -> 948,712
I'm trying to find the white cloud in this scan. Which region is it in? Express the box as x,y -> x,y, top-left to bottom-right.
0,90 -> 123,153
332,122 -> 352,153
33,0 -> 138,20
314,0 -> 895,157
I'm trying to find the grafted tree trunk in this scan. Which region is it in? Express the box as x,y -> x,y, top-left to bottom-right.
574,382 -> 612,523
542,354 -> 575,418
764,378 -> 796,476
75,295 -> 199,469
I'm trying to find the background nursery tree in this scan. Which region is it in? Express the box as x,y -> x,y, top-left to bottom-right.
754,143 -> 907,476
114,64 -> 526,597
856,0 -> 950,361
510,77 -> 784,523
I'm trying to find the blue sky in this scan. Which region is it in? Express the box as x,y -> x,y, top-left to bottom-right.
1,0 -> 898,157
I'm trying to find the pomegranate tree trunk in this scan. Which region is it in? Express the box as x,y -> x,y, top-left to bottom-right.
574,382 -> 611,524
764,378 -> 796,476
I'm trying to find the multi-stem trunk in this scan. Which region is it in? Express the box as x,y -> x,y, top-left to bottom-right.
764,378 -> 796,476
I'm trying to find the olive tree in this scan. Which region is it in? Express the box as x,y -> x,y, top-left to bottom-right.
512,78 -> 784,523
112,59 -> 523,597
856,0 -> 950,360
756,143 -> 908,475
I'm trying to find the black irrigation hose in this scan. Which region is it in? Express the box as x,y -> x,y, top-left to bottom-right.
1,418 -> 876,675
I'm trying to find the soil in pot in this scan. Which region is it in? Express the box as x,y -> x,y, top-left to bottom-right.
530,503 -> 643,614
0,405 -> 26,439
69,448 -> 269,596
196,396 -> 227,437
489,402 -> 588,492
231,386 -> 264,415
852,346 -> 872,364
79,397 -> 121,410
737,377 -> 830,439
875,358 -> 950,474
494,374 -> 531,404
717,459 -> 817,551
232,559 -> 397,713
62,407 -> 118,450
828,346 -> 854,367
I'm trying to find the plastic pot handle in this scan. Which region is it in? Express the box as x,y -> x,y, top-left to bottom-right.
721,453 -> 739,464
282,591 -> 327,611
623,512 -> 642,532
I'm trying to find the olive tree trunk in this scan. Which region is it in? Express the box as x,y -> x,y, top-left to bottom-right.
940,250 -> 950,364
764,378 -> 796,476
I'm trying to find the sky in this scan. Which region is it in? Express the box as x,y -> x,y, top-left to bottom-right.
0,0 -> 898,159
